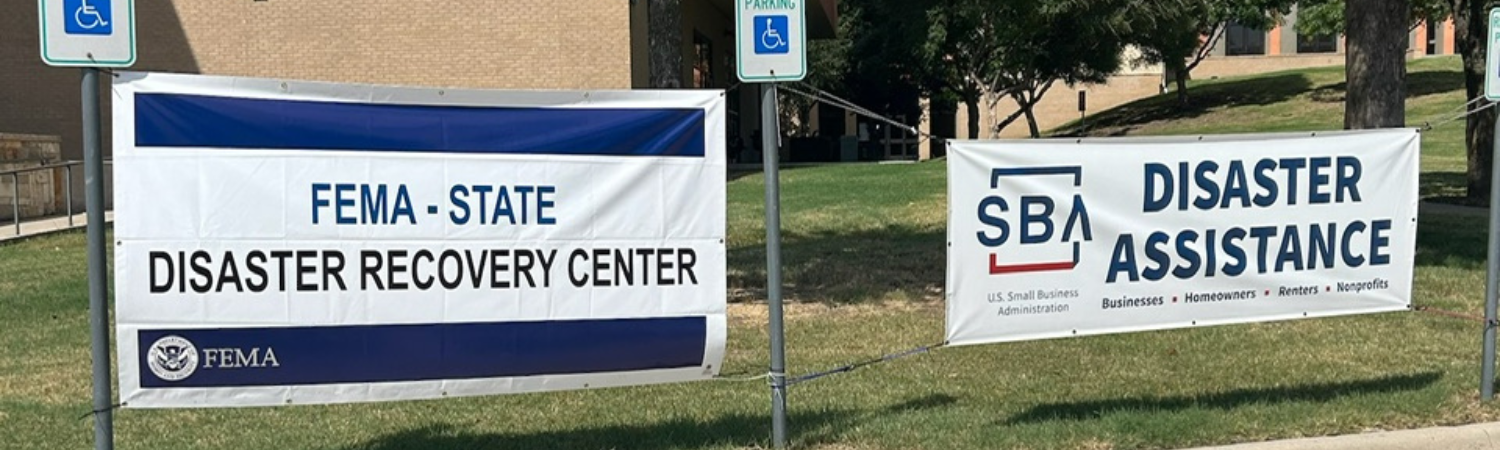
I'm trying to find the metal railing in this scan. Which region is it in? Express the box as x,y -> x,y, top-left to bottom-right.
0,160 -> 112,236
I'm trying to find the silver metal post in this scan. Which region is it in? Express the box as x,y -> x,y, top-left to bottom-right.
83,67 -> 114,450
761,83 -> 788,449
66,165 -> 74,227
12,173 -> 20,236
1486,114 -> 1500,401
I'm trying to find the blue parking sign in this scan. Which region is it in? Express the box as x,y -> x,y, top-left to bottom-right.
753,15 -> 789,55
64,0 -> 113,35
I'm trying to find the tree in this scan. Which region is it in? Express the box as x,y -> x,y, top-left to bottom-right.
996,0 -> 1141,137
779,18 -> 853,137
1297,0 -> 1450,129
1294,0 -> 1449,32
1448,0 -> 1498,202
1343,0 -> 1410,129
925,0 -> 1000,138
838,0 -> 935,135
1131,0 -> 1294,105
923,0 -> 1140,138
646,0 -> 683,88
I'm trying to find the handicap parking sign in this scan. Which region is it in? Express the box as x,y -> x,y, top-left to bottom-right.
736,0 -> 803,81
753,15 -> 789,55
63,0 -> 113,35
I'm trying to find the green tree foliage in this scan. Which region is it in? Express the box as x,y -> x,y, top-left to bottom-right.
1130,0 -> 1294,105
780,17 -> 853,137
924,0 -> 1141,137
1293,0 -> 1450,35
789,0 -> 934,138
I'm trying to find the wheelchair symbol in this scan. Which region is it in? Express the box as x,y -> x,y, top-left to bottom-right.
74,0 -> 109,30
761,19 -> 786,50
753,15 -> 789,55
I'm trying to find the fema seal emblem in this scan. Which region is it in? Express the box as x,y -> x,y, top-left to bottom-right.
147,335 -> 198,381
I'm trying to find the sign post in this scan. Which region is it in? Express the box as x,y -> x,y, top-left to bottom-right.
1484,8 -> 1500,401
737,1 -> 806,447
39,0 -> 134,448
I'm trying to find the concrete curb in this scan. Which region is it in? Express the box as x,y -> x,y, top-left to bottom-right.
1185,422 -> 1500,450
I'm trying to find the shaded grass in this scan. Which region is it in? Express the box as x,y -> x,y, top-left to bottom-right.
4,56 -> 1499,449
1055,56 -> 1471,202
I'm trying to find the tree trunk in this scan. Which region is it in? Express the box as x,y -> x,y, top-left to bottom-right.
1023,98 -> 1041,138
648,0 -> 683,88
966,98 -> 981,139
1344,0 -> 1409,129
1175,75 -> 1188,106
1453,0 -> 1497,202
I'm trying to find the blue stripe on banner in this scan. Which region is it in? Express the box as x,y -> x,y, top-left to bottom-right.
134,93 -> 707,157
137,317 -> 707,388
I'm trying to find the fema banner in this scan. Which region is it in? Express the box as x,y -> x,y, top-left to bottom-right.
946,130 -> 1418,346
113,72 -> 727,407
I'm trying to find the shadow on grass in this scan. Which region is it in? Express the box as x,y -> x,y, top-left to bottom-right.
729,225 -> 945,304
341,412 -> 840,450
1416,211 -> 1487,269
727,163 -> 825,182
1421,171 -> 1468,202
1053,68 -> 1463,138
1308,70 -> 1465,104
344,394 -> 958,450
1054,73 -> 1313,137
1002,371 -> 1441,425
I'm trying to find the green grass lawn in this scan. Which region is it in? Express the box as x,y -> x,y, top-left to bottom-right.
6,56 -> 1500,449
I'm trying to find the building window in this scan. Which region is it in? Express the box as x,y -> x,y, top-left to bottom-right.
692,31 -> 714,88
1296,34 -> 1338,54
1426,20 -> 1440,55
1224,22 -> 1266,56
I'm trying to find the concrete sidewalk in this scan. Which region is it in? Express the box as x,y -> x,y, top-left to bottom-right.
0,211 -> 112,242
1188,422 -> 1500,449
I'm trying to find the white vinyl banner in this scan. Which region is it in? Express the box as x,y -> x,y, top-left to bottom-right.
113,72 -> 727,407
946,130 -> 1419,346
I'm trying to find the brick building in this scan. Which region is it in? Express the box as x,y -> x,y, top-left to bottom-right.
0,0 -> 840,212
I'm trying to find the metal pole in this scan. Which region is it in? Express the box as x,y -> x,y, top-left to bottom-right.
1485,113 -> 1500,401
83,67 -> 114,450
66,165 -> 74,227
12,174 -> 20,236
761,83 -> 789,449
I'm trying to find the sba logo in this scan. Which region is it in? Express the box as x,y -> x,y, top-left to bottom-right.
975,166 -> 1092,274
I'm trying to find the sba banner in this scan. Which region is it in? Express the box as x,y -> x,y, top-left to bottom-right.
113,73 -> 727,407
946,130 -> 1418,346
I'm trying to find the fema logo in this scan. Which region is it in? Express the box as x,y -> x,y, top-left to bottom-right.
975,166 -> 1092,274
147,335 -> 198,381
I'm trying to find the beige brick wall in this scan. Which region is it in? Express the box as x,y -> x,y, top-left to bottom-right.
167,0 -> 632,89
0,134 -> 63,221
1193,54 -> 1345,80
955,74 -> 1165,139
1,1 -> 635,167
